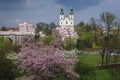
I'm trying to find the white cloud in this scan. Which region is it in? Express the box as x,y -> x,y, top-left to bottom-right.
75,0 -> 120,24
0,0 -> 120,27
25,0 -> 34,8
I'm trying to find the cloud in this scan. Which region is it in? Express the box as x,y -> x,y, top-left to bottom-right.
75,0 -> 120,24
0,0 -> 25,11
0,0 -> 120,27
25,0 -> 34,8
55,0 -> 102,11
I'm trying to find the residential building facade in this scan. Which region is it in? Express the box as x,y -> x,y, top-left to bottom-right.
0,22 -> 35,45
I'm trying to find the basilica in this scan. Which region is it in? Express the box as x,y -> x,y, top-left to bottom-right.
54,8 -> 77,40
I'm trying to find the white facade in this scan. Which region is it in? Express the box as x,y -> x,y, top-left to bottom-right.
59,8 -> 74,27
0,22 -> 35,45
53,8 -> 77,40
19,22 -> 34,34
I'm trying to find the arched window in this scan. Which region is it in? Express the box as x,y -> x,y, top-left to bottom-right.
66,21 -> 68,24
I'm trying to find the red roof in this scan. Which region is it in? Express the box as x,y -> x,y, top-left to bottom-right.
7,27 -> 19,31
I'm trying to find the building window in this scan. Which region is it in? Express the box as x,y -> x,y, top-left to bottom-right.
66,21 -> 68,24
61,22 -> 62,24
71,22 -> 72,24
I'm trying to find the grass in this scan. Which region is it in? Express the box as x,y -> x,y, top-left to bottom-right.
95,69 -> 111,80
78,53 -> 101,65
77,53 -> 120,80
78,53 -> 120,65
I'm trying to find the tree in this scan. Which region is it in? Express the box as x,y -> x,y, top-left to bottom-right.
42,25 -> 49,35
77,21 -> 85,27
61,37 -> 77,50
17,39 -> 77,80
0,36 -> 13,58
1,26 -> 7,31
0,36 -> 20,79
100,12 -> 116,36
39,35 -> 55,46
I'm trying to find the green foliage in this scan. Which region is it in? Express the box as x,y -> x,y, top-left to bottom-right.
42,25 -> 49,35
0,37 -> 13,57
1,26 -> 7,31
12,45 -> 21,53
0,36 -> 21,79
100,12 -> 116,35
77,21 -> 85,27
95,69 -> 110,80
77,32 -> 94,49
0,57 -> 21,80
61,37 -> 77,50
76,54 -> 113,80
39,35 -> 55,45
74,59 -> 95,80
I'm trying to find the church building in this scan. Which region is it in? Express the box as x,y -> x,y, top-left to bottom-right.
59,8 -> 74,27
53,8 -> 77,40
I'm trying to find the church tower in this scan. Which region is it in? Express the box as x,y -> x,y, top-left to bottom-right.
59,8 -> 64,26
59,8 -> 74,27
69,8 -> 74,26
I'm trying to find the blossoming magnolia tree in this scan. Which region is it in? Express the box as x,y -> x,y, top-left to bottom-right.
17,37 -> 77,80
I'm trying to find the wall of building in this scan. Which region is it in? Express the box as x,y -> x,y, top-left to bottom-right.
0,22 -> 35,45
59,8 -> 74,27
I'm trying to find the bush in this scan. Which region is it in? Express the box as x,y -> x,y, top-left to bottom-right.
0,57 -> 20,80
74,60 -> 95,80
0,36 -> 21,80
17,40 -> 77,80
39,35 -> 55,45
61,37 -> 77,50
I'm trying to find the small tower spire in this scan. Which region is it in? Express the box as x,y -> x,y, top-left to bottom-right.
70,8 -> 74,14
60,8 -> 64,14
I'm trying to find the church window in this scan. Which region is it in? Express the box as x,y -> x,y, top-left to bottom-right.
66,21 -> 68,24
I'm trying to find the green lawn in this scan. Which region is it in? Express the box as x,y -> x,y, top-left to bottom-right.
79,53 -> 101,65
77,53 -> 120,80
78,53 -> 120,65
95,69 -> 111,80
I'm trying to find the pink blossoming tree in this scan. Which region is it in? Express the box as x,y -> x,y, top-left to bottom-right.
17,38 -> 77,80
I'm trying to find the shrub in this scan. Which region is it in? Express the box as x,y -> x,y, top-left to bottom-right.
17,40 -> 77,80
61,37 -> 77,50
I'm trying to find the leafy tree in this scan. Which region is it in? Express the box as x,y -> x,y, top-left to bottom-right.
42,25 -> 49,35
39,35 -> 55,45
0,58 -> 20,80
77,21 -> 85,27
0,36 -> 20,79
0,36 -> 13,57
100,12 -> 116,36
1,26 -> 7,31
78,32 -> 94,49
61,37 -> 77,50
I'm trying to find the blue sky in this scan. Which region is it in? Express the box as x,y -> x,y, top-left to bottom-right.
0,0 -> 120,27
